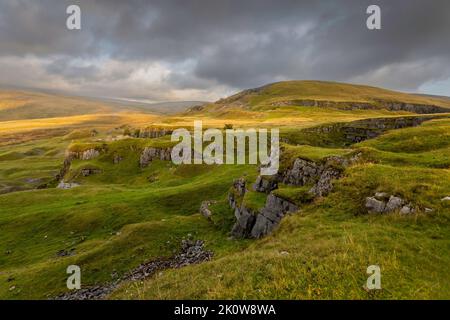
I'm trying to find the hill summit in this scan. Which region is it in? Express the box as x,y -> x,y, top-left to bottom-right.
202,80 -> 450,114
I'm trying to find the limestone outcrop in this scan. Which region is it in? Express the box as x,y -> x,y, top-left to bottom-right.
270,99 -> 450,114
280,155 -> 356,197
228,177 -> 298,239
133,128 -> 173,139
65,149 -> 101,161
365,193 -> 418,214
139,147 -> 172,167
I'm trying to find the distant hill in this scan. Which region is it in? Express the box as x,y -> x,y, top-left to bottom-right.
0,89 -> 120,121
98,98 -> 208,115
0,88 -> 207,121
191,80 -> 450,114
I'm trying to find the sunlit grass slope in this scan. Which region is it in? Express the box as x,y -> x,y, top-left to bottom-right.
215,80 -> 450,109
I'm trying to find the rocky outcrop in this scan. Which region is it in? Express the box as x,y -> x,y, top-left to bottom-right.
249,194 -> 298,238
286,115 -> 448,146
270,99 -> 450,114
65,149 -> 101,161
365,193 -> 417,214
252,175 -> 278,193
133,128 -> 173,139
199,201 -> 214,221
280,158 -> 324,186
57,181 -> 80,189
139,147 -> 172,167
308,166 -> 342,197
229,178 -> 298,239
279,155 -> 356,197
227,154 -> 358,238
230,193 -> 298,239
341,116 -> 442,143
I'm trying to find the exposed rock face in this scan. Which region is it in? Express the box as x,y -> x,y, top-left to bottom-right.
227,154 -> 357,238
269,99 -> 450,114
252,175 -> 278,193
66,149 -> 101,161
365,197 -> 386,213
139,147 -> 172,167
287,115 -> 447,146
229,178 -> 298,239
309,167 -> 342,197
280,155 -> 353,197
230,204 -> 257,239
365,193 -> 416,214
134,128 -> 173,138
249,194 -> 298,238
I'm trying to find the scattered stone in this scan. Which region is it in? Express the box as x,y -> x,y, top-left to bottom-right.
139,147 -> 172,167
199,201 -> 214,221
400,206 -> 412,215
365,193 -> 419,215
385,196 -> 404,212
441,196 -> 450,201
365,197 -> 386,214
280,251 -> 289,256
56,248 -> 75,257
54,239 -> 212,300
424,208 -> 434,213
57,181 -> 80,189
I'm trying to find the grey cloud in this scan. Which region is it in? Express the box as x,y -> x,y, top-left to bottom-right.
0,0 -> 449,100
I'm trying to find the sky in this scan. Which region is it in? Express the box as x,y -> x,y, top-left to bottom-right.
0,0 -> 449,102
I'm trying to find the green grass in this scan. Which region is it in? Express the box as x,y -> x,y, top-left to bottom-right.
218,80 -> 450,109
242,190 -> 267,211
110,118 -> 450,299
272,185 -> 315,206
1,96 -> 449,300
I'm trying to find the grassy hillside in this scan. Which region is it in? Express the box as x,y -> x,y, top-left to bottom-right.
210,80 -> 450,110
111,119 -> 450,299
0,89 -> 120,121
0,81 -> 449,300
0,88 -> 204,121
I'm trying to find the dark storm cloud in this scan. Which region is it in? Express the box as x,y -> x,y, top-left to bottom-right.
0,0 -> 449,100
